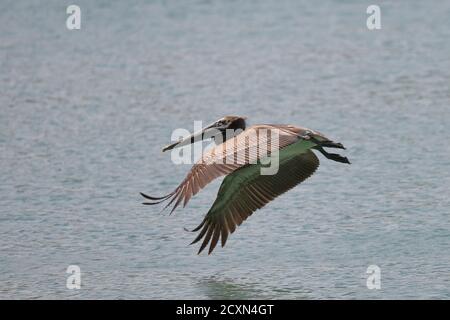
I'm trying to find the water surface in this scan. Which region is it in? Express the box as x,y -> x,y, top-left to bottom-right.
1,0 -> 450,299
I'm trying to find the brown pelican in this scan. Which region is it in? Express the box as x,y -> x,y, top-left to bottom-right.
141,116 -> 349,254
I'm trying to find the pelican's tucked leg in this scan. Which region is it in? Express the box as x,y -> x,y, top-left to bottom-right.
313,146 -> 351,164
319,141 -> 346,149
305,136 -> 346,150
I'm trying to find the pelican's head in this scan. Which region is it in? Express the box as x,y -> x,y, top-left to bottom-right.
162,116 -> 247,152
213,115 -> 247,132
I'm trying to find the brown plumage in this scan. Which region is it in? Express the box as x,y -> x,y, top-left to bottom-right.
141,116 -> 349,254
142,124 -> 305,213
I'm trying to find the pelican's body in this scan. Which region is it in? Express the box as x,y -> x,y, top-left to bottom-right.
141,116 -> 349,254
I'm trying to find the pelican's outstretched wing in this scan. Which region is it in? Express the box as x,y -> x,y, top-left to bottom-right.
190,141 -> 320,254
141,125 -> 306,214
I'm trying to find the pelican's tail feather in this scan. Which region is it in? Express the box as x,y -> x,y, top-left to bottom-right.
140,191 -> 175,205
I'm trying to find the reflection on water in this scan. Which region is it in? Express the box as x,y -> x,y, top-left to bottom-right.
198,277 -> 261,300
1,0 -> 450,299
198,274 -> 313,300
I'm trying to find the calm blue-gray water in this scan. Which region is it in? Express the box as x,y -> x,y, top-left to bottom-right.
1,0 -> 450,299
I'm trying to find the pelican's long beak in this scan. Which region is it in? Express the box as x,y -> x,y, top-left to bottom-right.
162,121 -> 226,152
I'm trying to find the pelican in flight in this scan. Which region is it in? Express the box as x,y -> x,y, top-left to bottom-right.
141,116 -> 350,254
